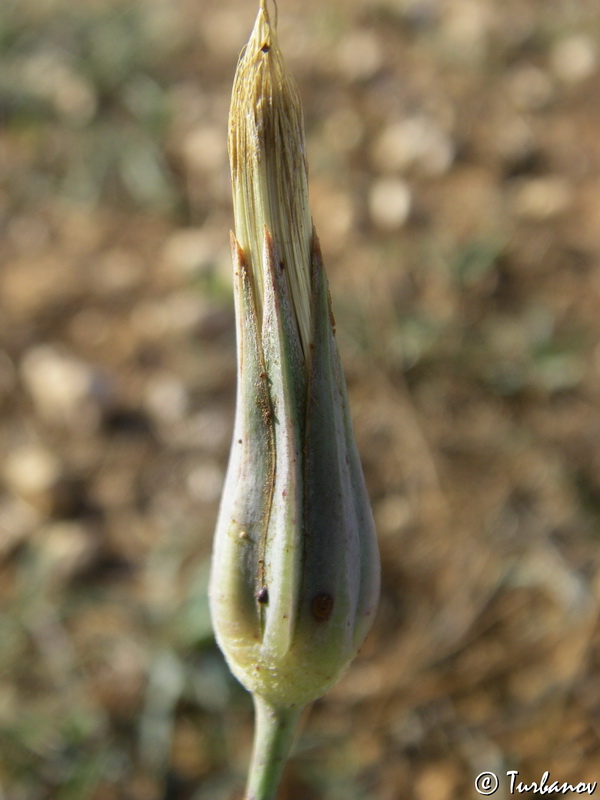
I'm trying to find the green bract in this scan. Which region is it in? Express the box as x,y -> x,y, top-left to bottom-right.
209,0 -> 379,718
209,228 -> 380,709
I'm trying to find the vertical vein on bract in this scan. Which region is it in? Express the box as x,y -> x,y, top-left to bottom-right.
209,236 -> 274,657
312,235 -> 381,648
260,228 -> 307,659
299,231 -> 358,659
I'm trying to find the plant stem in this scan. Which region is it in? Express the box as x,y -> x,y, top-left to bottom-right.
245,695 -> 303,800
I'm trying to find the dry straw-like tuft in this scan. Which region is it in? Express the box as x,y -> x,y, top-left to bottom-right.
228,0 -> 312,357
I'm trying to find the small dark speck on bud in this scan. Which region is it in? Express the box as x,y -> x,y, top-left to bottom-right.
257,586 -> 269,603
261,43 -> 270,53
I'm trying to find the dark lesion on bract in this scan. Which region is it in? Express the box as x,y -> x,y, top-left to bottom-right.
311,592 -> 334,622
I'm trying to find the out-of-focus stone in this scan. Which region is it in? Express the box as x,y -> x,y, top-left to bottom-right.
169,82 -> 208,130
88,634 -> 146,718
130,291 -> 212,340
129,301 -> 171,339
375,494 -> 413,538
551,35 -> 598,84
3,443 -> 87,518
20,345 -> 112,432
1,256 -> 74,316
162,228 -> 216,276
506,65 -> 555,111
182,125 -> 227,174
169,409 -> 230,453
186,461 -> 224,505
90,249 -> 144,296
415,762 -> 461,800
323,107 -> 364,154
336,30 -> 384,81
92,468 -> 135,511
3,444 -> 62,511
34,521 -> 99,584
493,116 -> 536,168
512,176 -> 573,220
21,52 -> 97,124
68,309 -> 112,348
368,178 -> 412,230
144,373 -> 189,425
203,8 -> 254,58
310,183 -> 356,252
440,0 -> 493,62
0,496 -> 41,557
372,117 -> 454,176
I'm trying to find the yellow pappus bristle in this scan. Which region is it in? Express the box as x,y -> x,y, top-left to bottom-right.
228,0 -> 313,359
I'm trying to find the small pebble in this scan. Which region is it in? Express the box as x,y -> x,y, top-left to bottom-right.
91,249 -> 143,295
371,117 -> 454,176
20,345 -> 111,431
374,494 -> 413,538
323,107 -> 364,154
162,228 -> 215,276
336,30 -> 383,81
310,185 -> 356,248
368,178 -> 412,230
551,34 -> 597,84
187,462 -> 224,504
512,176 -> 572,220
170,409 -> 231,453
22,52 -> 97,124
0,496 -> 40,556
182,125 -> 227,174
144,373 -> 189,424
3,444 -> 61,507
493,117 -> 536,167
34,521 -> 98,583
506,65 -> 555,111
441,0 -> 493,62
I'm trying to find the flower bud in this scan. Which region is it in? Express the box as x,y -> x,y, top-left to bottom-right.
209,0 -> 380,711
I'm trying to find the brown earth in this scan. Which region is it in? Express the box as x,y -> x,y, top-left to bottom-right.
1,0 -> 600,798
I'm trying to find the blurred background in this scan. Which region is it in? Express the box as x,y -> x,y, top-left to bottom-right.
1,0 -> 600,797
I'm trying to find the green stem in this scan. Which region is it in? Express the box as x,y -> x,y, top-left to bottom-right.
245,695 -> 303,800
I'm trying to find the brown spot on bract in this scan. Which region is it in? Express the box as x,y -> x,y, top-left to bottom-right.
261,44 -> 270,53
311,592 -> 334,622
